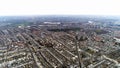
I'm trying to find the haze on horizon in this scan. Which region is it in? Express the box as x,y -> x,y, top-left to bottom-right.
0,0 -> 120,16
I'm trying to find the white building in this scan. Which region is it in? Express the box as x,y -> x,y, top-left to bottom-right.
114,37 -> 120,43
43,22 -> 61,25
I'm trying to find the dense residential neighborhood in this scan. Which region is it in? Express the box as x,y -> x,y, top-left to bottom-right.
0,16 -> 119,68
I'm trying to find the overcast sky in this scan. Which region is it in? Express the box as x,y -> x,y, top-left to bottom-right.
0,0 -> 120,16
